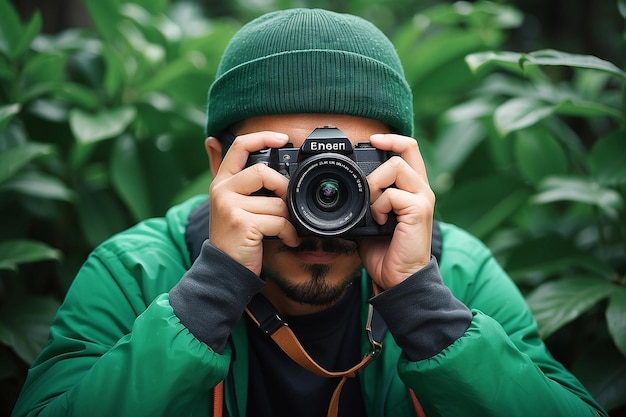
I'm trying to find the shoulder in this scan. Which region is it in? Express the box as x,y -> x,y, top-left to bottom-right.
438,221 -> 492,263
94,196 -> 206,260
436,221 -> 513,303
84,196 -> 208,295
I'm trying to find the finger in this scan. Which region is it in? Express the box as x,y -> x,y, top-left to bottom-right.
370,189 -> 435,227
209,210 -> 299,273
229,162 -> 290,198
216,131 -> 289,178
249,213 -> 301,247
210,190 -> 299,244
210,211 -> 300,247
368,133 -> 429,182
367,156 -> 428,202
237,194 -> 291,217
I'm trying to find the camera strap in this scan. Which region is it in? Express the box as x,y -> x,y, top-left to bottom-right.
243,291 -> 383,417
211,290 -> 427,417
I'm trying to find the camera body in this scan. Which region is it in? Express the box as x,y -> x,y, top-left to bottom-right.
246,126 -> 396,237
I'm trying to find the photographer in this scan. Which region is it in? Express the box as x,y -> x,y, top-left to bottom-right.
12,8 -> 606,417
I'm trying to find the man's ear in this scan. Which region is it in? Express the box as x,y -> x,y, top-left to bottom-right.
205,137 -> 223,177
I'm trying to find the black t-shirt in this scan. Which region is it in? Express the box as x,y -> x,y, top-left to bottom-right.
246,281 -> 365,417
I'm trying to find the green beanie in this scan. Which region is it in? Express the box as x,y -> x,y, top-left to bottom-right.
205,8 -> 414,138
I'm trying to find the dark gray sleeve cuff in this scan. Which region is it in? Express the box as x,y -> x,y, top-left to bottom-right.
369,257 -> 472,361
169,240 -> 265,353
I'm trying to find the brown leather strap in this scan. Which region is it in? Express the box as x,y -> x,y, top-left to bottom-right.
213,380 -> 224,417
410,388 -> 427,417
211,375 -> 428,417
328,376 -> 349,417
245,307 -> 376,378
233,290 -> 426,417
244,296 -> 382,417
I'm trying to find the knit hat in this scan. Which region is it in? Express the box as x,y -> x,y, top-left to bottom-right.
205,8 -> 414,139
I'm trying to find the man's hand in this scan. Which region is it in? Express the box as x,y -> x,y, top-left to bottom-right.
359,133 -> 435,290
208,131 -> 300,275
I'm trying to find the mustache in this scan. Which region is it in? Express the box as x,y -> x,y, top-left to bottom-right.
277,238 -> 358,255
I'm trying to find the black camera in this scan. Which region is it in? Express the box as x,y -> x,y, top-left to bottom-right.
245,126 -> 396,237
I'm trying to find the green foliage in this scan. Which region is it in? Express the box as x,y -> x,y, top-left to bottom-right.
439,47 -> 626,411
0,0 -> 233,410
1,0 -> 625,415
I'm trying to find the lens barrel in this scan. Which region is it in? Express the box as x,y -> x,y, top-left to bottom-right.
288,153 -> 369,236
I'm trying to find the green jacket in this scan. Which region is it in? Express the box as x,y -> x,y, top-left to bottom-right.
12,195 -> 605,417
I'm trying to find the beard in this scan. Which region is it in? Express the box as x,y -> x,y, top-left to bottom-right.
262,238 -> 361,306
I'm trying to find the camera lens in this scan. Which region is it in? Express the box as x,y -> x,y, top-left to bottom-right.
316,179 -> 342,210
288,154 -> 369,237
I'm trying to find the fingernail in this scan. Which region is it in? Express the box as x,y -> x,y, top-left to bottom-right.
275,133 -> 289,140
370,134 -> 385,141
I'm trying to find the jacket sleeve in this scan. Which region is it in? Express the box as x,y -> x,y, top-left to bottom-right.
397,224 -> 607,417
11,235 -> 229,417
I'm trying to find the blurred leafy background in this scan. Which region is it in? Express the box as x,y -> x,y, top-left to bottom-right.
1,0 -> 625,415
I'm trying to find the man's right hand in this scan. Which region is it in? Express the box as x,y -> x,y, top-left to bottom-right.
208,131 -> 301,275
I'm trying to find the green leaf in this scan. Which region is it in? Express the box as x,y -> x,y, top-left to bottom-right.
66,51 -> 105,89
68,142 -> 99,170
494,97 -> 557,136
110,135 -> 152,220
75,185 -> 129,247
0,296 -> 60,363
526,276 -> 613,338
172,170 -> 212,205
402,29 -> 486,88
27,98 -> 69,123
56,82 -> 101,110
0,142 -> 53,184
111,134 -> 185,221
465,51 -> 525,75
136,55 -> 207,95
82,0 -> 122,42
0,0 -> 23,58
120,3 -> 153,29
620,0 -> 626,19
69,106 -> 136,144
533,176 -> 624,219
589,130 -> 626,186
0,102 -> 20,131
442,97 -> 497,124
19,81 -> 57,103
0,240 -> 62,271
554,97 -> 622,120
523,49 -> 626,81
0,7 -> 40,60
436,175 -> 531,239
102,44 -> 126,99
476,2 -> 523,28
502,235 -> 614,281
13,11 -> 42,59
117,20 -> 165,69
420,1 -> 522,29
607,288 -> 626,357
127,0 -> 169,14
429,120 -> 486,191
0,58 -> 12,81
466,49 -> 626,81
0,171 -> 74,202
514,128 -> 568,185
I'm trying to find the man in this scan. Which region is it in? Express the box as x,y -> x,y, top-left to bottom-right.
12,8 -> 606,417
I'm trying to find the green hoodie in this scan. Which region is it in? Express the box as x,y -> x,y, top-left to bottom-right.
12,195 -> 605,417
